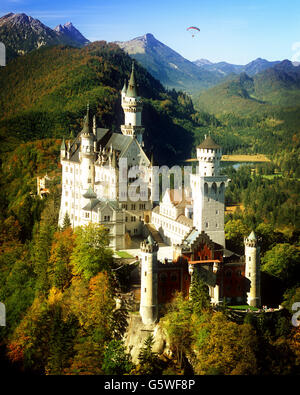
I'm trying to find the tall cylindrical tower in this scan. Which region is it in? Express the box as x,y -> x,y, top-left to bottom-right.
244,231 -> 261,307
80,105 -> 96,192
139,235 -> 158,325
121,62 -> 144,145
190,135 -> 228,247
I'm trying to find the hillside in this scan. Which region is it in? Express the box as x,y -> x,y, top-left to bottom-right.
115,33 -> 223,93
193,57 -> 281,77
193,60 -> 300,115
0,13 -> 89,61
0,41 -> 204,165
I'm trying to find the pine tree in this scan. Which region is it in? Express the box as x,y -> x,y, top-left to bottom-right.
190,270 -> 211,316
61,212 -> 71,231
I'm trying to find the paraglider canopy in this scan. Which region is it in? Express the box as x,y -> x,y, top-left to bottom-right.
187,26 -> 200,37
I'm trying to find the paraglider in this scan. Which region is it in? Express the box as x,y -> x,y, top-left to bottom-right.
187,26 -> 200,37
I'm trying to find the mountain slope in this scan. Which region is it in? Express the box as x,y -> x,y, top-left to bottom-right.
0,13 -> 89,61
0,41 -> 199,165
193,60 -> 300,115
115,33 -> 223,93
193,57 -> 281,77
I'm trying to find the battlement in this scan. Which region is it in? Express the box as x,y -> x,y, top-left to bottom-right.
140,238 -> 159,253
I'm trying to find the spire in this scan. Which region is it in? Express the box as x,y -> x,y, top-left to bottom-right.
126,62 -> 138,97
60,137 -> 67,151
147,234 -> 154,245
122,79 -> 127,93
248,231 -> 257,241
82,103 -> 92,135
111,150 -> 116,168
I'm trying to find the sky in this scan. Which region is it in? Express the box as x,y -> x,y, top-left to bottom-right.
1,0 -> 300,64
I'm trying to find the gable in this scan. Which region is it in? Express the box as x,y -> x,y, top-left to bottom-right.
120,138 -> 150,167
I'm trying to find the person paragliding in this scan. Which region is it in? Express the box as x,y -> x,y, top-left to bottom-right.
187,26 -> 200,37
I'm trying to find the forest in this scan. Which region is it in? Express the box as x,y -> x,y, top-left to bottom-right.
0,41 -> 299,375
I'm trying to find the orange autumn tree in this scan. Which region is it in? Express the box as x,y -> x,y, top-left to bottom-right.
64,272 -> 116,375
191,312 -> 259,375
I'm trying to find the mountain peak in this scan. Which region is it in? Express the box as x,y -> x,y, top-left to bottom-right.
0,12 -> 89,61
54,21 -> 89,45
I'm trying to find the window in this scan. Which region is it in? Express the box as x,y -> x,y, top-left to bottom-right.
104,215 -> 110,222
145,271 -> 147,276
171,274 -> 178,282
249,256 -> 251,261
88,178 -> 91,184
131,204 -> 136,210
85,212 -> 90,218
131,216 -> 135,222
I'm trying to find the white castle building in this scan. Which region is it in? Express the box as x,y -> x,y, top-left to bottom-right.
59,62 -> 228,251
58,63 -> 154,249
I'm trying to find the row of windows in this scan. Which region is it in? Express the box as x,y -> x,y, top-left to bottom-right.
121,203 -> 146,210
152,215 -> 187,235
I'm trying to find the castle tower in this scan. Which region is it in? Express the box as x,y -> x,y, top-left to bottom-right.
139,235 -> 158,325
60,138 -> 67,160
190,135 -> 228,247
244,231 -> 261,307
121,62 -> 145,145
79,104 -> 96,192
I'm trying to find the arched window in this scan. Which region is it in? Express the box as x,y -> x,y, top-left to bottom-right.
211,182 -> 217,195
204,183 -> 208,195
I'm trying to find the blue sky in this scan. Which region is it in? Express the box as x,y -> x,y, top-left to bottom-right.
1,0 -> 300,64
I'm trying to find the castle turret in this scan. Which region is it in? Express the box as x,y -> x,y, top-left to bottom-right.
121,62 -> 144,145
139,235 -> 158,325
60,138 -> 67,160
244,231 -> 261,307
190,135 -> 228,247
80,104 -> 96,192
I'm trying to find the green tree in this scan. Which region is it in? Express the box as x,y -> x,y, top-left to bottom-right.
190,270 -> 211,316
161,293 -> 192,368
102,339 -> 134,375
61,212 -> 71,231
133,335 -> 162,375
70,223 -> 113,280
192,312 -> 259,375
261,243 -> 300,287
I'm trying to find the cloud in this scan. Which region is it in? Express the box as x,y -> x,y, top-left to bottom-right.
291,42 -> 300,62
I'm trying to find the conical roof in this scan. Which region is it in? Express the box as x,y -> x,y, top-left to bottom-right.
122,79 -> 127,93
60,138 -> 67,150
82,104 -> 92,135
197,135 -> 220,150
126,62 -> 138,97
248,231 -> 257,241
147,234 -> 155,245
83,186 -> 97,199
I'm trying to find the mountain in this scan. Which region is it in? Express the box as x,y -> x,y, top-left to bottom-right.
193,57 -> 281,77
54,22 -> 89,46
115,33 -> 223,93
0,41 -> 199,165
0,13 -> 89,61
193,60 -> 300,115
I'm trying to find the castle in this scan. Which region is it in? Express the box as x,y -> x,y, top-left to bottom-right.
58,62 -> 261,325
